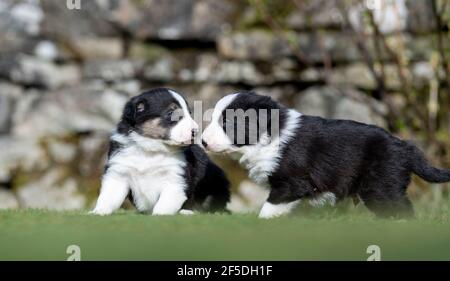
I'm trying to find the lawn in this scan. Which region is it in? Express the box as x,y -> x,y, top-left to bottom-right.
1,204 -> 450,261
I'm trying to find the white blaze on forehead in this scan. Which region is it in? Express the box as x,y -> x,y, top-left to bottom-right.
168,90 -> 198,144
202,93 -> 239,152
211,93 -> 238,122
169,90 -> 190,115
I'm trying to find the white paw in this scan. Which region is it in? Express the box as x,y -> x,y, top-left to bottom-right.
152,209 -> 178,216
179,209 -> 195,216
258,200 -> 301,219
89,208 -> 113,216
258,211 -> 280,219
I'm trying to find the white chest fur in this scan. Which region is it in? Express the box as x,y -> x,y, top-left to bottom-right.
236,110 -> 301,185
107,133 -> 187,212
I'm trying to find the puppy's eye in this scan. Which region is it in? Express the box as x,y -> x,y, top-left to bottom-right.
166,110 -> 174,119
136,102 -> 145,113
168,109 -> 183,122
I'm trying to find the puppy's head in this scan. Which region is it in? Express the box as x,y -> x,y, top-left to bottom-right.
121,88 -> 198,146
202,92 -> 284,153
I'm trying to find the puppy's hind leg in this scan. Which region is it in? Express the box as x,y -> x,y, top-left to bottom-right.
359,181 -> 414,218
91,171 -> 129,216
361,193 -> 414,218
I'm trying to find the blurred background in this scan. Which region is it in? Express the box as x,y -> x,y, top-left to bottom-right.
0,0 -> 449,214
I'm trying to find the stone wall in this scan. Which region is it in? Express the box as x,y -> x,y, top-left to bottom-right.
0,0 -> 447,211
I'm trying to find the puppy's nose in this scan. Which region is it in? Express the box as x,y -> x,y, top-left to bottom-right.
191,128 -> 198,137
202,139 -> 208,148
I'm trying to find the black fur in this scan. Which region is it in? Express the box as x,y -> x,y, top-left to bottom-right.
227,92 -> 450,217
221,92 -> 287,146
182,145 -> 230,212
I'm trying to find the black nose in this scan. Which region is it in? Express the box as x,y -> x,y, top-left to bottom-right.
202,140 -> 208,148
191,128 -> 198,138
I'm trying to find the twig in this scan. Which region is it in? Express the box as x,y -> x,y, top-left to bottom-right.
431,0 -> 450,135
337,1 -> 386,98
366,10 -> 428,125
251,0 -> 313,67
292,0 -> 333,82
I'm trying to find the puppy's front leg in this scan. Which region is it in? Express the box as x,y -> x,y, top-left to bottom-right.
258,189 -> 301,219
259,200 -> 301,219
152,187 -> 187,216
91,172 -> 129,216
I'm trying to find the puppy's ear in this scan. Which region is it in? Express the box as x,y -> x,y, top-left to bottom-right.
123,100 -> 136,125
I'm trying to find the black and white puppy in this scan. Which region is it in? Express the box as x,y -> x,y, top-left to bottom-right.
92,88 -> 230,215
202,92 -> 450,218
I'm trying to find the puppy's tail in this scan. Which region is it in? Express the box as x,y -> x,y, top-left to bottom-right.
408,144 -> 450,183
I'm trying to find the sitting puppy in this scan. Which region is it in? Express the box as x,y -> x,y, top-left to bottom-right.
202,92 -> 450,218
92,88 -> 230,215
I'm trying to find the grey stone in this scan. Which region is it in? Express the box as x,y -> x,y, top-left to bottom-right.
412,61 -> 435,83
0,55 -> 81,89
295,86 -> 387,127
286,0 -> 343,29
0,137 -> 47,183
296,32 -> 360,63
47,140 -> 77,163
0,189 -> 19,209
9,88 -> 41,133
348,0 -> 408,34
70,37 -> 123,60
97,0 -> 141,33
337,64 -> 375,89
404,35 -> 435,61
79,133 -> 108,177
218,31 -> 362,63
0,0 -> 43,54
201,61 -> 269,85
272,58 -> 300,82
12,86 -> 121,139
287,0 -> 432,35
194,54 -> 220,82
300,68 -> 323,82
83,60 -> 137,82
135,0 -> 235,40
17,169 -> 86,210
174,83 -> 240,113
0,0 -> 44,36
218,30 -> 290,60
40,0 -> 119,38
189,0 -> 235,39
143,57 -> 175,82
253,85 -> 299,105
112,80 -> 141,97
0,83 -> 23,134
406,0 -> 437,33
97,89 -> 129,122
33,40 -> 59,61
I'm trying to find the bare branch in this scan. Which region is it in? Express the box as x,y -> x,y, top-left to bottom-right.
251,0 -> 313,67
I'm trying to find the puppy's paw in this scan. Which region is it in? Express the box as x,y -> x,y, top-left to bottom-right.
89,208 -> 113,216
179,209 -> 195,216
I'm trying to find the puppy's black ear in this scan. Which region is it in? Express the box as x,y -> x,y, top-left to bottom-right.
122,100 -> 136,125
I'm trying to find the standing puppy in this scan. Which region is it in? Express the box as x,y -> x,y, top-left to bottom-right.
92,88 -> 230,215
202,92 -> 450,218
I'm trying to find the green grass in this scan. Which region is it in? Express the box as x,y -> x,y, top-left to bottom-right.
1,205 -> 450,261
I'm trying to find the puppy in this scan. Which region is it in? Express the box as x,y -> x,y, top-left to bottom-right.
202,91 -> 450,218
92,88 -> 230,215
